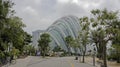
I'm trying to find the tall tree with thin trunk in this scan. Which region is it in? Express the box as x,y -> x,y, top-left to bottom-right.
79,17 -> 90,63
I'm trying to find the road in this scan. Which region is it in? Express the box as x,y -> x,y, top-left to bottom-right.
6,56 -> 95,67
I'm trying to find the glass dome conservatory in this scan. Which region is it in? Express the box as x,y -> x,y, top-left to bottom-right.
46,16 -> 81,51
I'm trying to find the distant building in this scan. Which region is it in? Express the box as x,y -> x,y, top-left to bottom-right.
32,30 -> 45,48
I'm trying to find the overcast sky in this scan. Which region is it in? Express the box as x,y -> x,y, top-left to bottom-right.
12,0 -> 120,34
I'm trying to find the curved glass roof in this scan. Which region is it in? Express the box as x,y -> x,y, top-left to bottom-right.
46,16 -> 81,51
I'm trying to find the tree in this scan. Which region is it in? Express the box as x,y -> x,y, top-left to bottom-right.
38,33 -> 51,58
53,46 -> 63,52
0,0 -> 14,55
23,45 -> 35,56
10,47 -> 20,63
0,0 -> 29,64
90,9 -> 119,67
65,36 -> 74,55
65,35 -> 80,59
79,17 -> 90,63
22,32 -> 32,55
76,36 -> 82,62
23,32 -> 32,45
71,39 -> 80,55
7,17 -> 26,52
111,18 -> 120,63
112,44 -> 120,63
0,0 -> 15,64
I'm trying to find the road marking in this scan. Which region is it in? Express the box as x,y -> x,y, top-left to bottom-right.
68,61 -> 74,67
71,63 -> 74,67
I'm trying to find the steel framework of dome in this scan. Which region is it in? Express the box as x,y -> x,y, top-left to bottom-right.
46,16 -> 81,51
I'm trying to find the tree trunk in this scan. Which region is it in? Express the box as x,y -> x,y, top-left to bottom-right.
82,51 -> 85,63
98,50 -> 103,60
97,43 -> 103,60
43,52 -> 45,58
117,56 -> 120,63
93,51 -> 95,66
43,50 -> 45,58
82,46 -> 86,63
79,48 -> 82,62
117,50 -> 120,63
103,45 -> 107,67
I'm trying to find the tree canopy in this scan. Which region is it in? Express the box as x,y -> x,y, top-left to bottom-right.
38,33 -> 51,57
0,0 -> 31,64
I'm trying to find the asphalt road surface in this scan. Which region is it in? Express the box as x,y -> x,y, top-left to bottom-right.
6,56 -> 95,67
27,57 -> 94,67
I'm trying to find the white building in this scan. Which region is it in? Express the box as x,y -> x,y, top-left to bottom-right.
32,30 -> 45,48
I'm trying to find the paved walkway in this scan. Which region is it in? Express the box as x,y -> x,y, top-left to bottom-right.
3,56 -> 95,67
